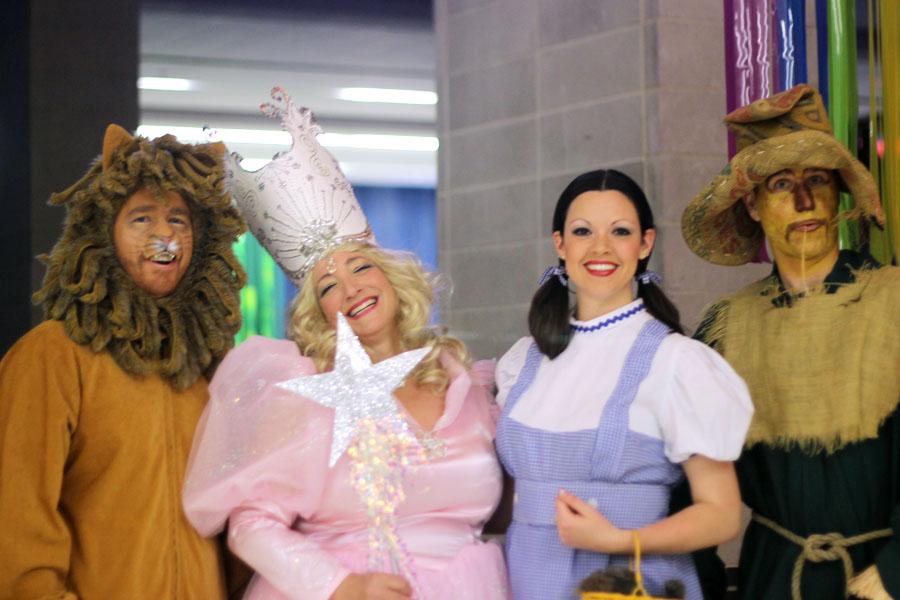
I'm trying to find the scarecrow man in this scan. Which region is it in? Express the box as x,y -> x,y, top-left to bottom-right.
682,84 -> 900,600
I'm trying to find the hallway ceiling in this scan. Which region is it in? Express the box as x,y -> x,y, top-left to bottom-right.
139,0 -> 437,186
139,1 -> 877,186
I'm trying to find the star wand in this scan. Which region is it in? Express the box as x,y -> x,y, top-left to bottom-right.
276,312 -> 429,595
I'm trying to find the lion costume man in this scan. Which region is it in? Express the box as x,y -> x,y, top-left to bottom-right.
0,125 -> 246,599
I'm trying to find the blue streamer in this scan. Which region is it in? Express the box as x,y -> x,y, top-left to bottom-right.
816,0 -> 829,107
775,0 -> 808,90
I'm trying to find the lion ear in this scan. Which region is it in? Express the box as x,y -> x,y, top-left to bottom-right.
102,124 -> 134,171
208,141 -> 226,157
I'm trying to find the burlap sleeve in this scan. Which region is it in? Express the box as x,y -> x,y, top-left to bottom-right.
875,462 -> 900,596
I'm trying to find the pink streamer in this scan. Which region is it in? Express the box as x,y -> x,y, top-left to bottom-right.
725,0 -> 776,155
724,0 -> 777,262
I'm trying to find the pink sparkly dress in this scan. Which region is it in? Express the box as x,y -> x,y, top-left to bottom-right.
183,336 -> 509,600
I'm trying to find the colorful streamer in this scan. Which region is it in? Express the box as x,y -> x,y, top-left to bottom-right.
722,0 -> 894,261
724,0 -> 775,157
866,0 -> 890,264
724,0 -> 778,262
879,0 -> 900,262
827,0 -> 860,250
815,0 -> 830,108
774,0 -> 808,91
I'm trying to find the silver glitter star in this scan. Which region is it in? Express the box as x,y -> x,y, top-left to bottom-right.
276,312 -> 429,467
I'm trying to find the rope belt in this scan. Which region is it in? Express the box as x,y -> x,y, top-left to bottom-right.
752,513 -> 892,600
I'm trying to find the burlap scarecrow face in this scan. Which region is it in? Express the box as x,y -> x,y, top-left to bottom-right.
113,188 -> 195,297
744,167 -> 840,263
681,84 -> 883,266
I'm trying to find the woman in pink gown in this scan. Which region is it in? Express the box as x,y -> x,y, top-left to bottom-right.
181,89 -> 509,600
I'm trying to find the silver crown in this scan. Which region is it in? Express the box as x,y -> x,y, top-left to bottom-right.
225,87 -> 373,284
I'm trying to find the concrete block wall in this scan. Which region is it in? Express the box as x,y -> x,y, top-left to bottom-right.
435,0 -> 779,361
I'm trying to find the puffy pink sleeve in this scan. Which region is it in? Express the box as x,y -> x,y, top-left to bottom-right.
183,336 -> 350,599
227,502 -> 349,599
471,359 -> 500,423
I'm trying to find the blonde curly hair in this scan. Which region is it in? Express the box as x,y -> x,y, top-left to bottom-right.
289,242 -> 469,393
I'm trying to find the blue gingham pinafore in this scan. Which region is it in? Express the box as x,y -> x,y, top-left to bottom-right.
496,319 -> 702,600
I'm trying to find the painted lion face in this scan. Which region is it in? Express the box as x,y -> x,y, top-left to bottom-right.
34,125 -> 247,390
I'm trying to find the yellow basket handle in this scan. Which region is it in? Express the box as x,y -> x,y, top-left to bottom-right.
631,530 -> 648,596
581,531 -> 658,599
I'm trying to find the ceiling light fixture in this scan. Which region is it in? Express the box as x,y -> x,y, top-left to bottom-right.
318,132 -> 438,152
136,126 -> 438,152
135,126 -> 290,145
137,77 -> 196,92
336,87 -> 437,105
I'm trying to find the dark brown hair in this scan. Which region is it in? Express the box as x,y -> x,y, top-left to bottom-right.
528,168 -> 683,358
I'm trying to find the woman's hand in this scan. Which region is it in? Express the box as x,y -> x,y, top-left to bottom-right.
555,489 -> 631,553
330,572 -> 412,600
555,457 -> 742,557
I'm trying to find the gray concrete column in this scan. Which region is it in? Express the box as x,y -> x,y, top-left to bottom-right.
435,0 -> 769,360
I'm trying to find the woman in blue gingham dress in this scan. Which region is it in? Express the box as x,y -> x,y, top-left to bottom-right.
495,170 -> 753,599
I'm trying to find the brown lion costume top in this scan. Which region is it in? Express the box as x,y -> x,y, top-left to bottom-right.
33,125 -> 247,390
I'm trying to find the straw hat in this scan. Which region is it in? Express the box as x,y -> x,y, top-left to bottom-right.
681,84 -> 884,266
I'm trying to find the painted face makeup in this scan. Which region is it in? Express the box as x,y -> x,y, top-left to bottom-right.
552,190 -> 654,321
751,168 -> 840,263
145,238 -> 182,263
113,188 -> 194,297
312,250 -> 400,347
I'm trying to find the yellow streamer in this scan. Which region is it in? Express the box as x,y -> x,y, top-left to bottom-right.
879,0 -> 900,262
866,0 -> 890,263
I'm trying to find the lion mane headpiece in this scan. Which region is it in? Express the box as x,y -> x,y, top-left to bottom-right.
34,125 -> 247,390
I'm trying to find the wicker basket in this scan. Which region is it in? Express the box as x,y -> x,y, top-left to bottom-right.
579,532 -> 680,600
